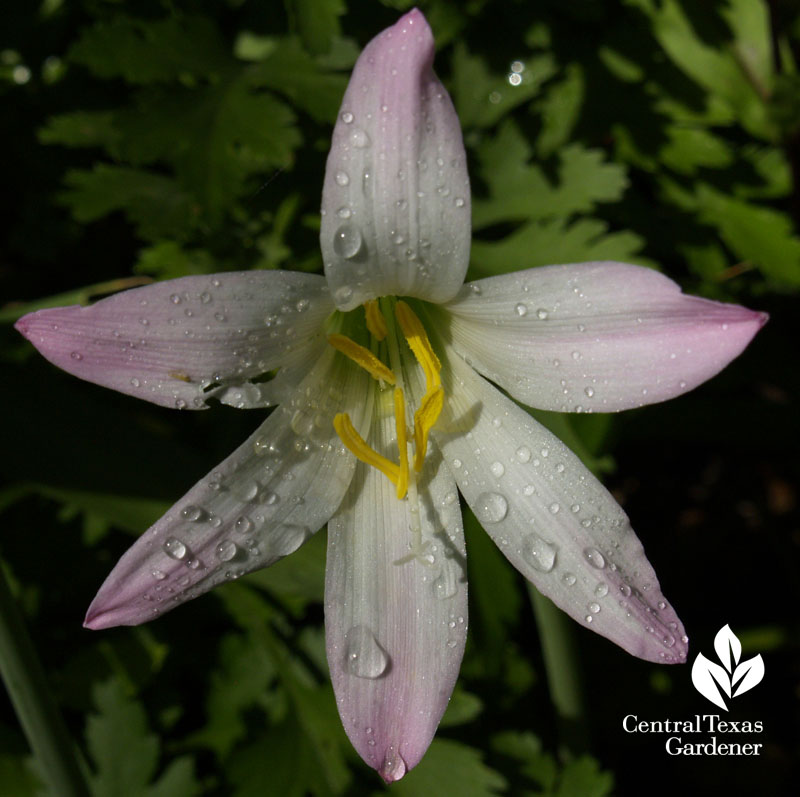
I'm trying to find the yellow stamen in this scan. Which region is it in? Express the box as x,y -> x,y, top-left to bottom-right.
413,386 -> 444,471
394,387 -> 409,499
333,413 -> 400,485
395,301 -> 442,390
327,334 -> 396,384
364,299 -> 388,341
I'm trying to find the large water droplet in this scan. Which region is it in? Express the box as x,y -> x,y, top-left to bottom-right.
515,302 -> 528,317
583,547 -> 606,569
333,225 -> 363,259
164,537 -> 187,560
344,625 -> 389,679
334,170 -> 350,186
490,461 -> 505,478
215,540 -> 237,562
180,504 -> 204,522
474,492 -> 508,524
432,562 -> 460,600
350,128 -> 370,148
521,533 -> 557,572
235,516 -> 254,534
515,446 -> 531,463
381,747 -> 407,782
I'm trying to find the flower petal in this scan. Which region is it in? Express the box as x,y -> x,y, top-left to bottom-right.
16,272 -> 333,409
435,351 -> 688,664
325,411 -> 467,781
84,348 -> 369,629
320,8 -> 470,310
441,262 -> 767,412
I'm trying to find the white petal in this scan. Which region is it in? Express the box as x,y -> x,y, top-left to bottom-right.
441,262 -> 766,412
85,348 -> 370,628
16,272 -> 333,409
320,9 -> 470,310
325,404 -> 467,781
434,352 -> 688,664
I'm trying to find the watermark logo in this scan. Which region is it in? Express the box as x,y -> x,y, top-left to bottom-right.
691,625 -> 765,711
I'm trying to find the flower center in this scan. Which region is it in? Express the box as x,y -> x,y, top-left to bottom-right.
328,298 -> 443,500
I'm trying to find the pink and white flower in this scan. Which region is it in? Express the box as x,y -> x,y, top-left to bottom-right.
15,8 -> 766,782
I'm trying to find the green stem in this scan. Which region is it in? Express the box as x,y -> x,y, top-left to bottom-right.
0,561 -> 90,796
528,585 -> 589,760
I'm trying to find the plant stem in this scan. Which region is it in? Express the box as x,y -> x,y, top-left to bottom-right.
0,561 -> 90,796
528,584 -> 589,760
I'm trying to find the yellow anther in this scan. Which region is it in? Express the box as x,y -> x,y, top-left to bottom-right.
333,413 -> 401,485
327,334 -> 396,384
395,301 -> 441,391
394,387 -> 409,499
413,386 -> 443,472
364,300 -> 388,341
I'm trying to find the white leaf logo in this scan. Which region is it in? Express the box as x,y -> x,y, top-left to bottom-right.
691,625 -> 765,710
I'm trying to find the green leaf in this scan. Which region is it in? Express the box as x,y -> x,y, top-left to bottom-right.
190,633 -> 277,757
219,584 -> 352,794
452,44 -> 556,129
38,111 -> 119,152
637,0 -> 774,139
658,126 -> 734,175
535,63 -> 585,157
59,165 -> 200,241
0,755 -> 43,797
387,739 -> 507,796
174,80 -> 300,223
470,219 -> 645,278
288,0 -> 345,56
69,16 -> 231,83
87,679 -> 201,796
87,679 -> 159,794
247,37 -> 348,123
473,121 -> 628,228
439,686 -> 484,728
693,184 -> 800,286
556,757 -> 614,797
135,241 -> 216,280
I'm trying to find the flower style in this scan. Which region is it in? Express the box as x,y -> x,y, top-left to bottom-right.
16,9 -> 766,783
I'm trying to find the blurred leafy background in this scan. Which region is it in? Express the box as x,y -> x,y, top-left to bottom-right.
1,0 -> 798,794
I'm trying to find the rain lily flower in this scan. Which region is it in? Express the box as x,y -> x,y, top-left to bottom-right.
16,8 -> 766,783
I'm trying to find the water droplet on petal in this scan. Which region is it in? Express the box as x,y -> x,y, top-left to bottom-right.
536,308 -> 549,320
584,547 -> 606,569
515,446 -> 531,463
70,351 -> 83,361
432,563 -> 459,599
235,516 -> 254,534
490,461 -> 505,478
164,537 -> 187,560
588,602 -> 601,614
474,492 -> 508,524
381,747 -> 407,782
180,504 -> 204,522
563,572 -> 577,586
341,111 -> 354,124
335,170 -> 350,186
215,540 -> 237,562
350,128 -> 370,147
595,582 -> 609,598
344,625 -> 388,679
515,302 -> 528,317
522,533 -> 557,572
333,225 -> 363,259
